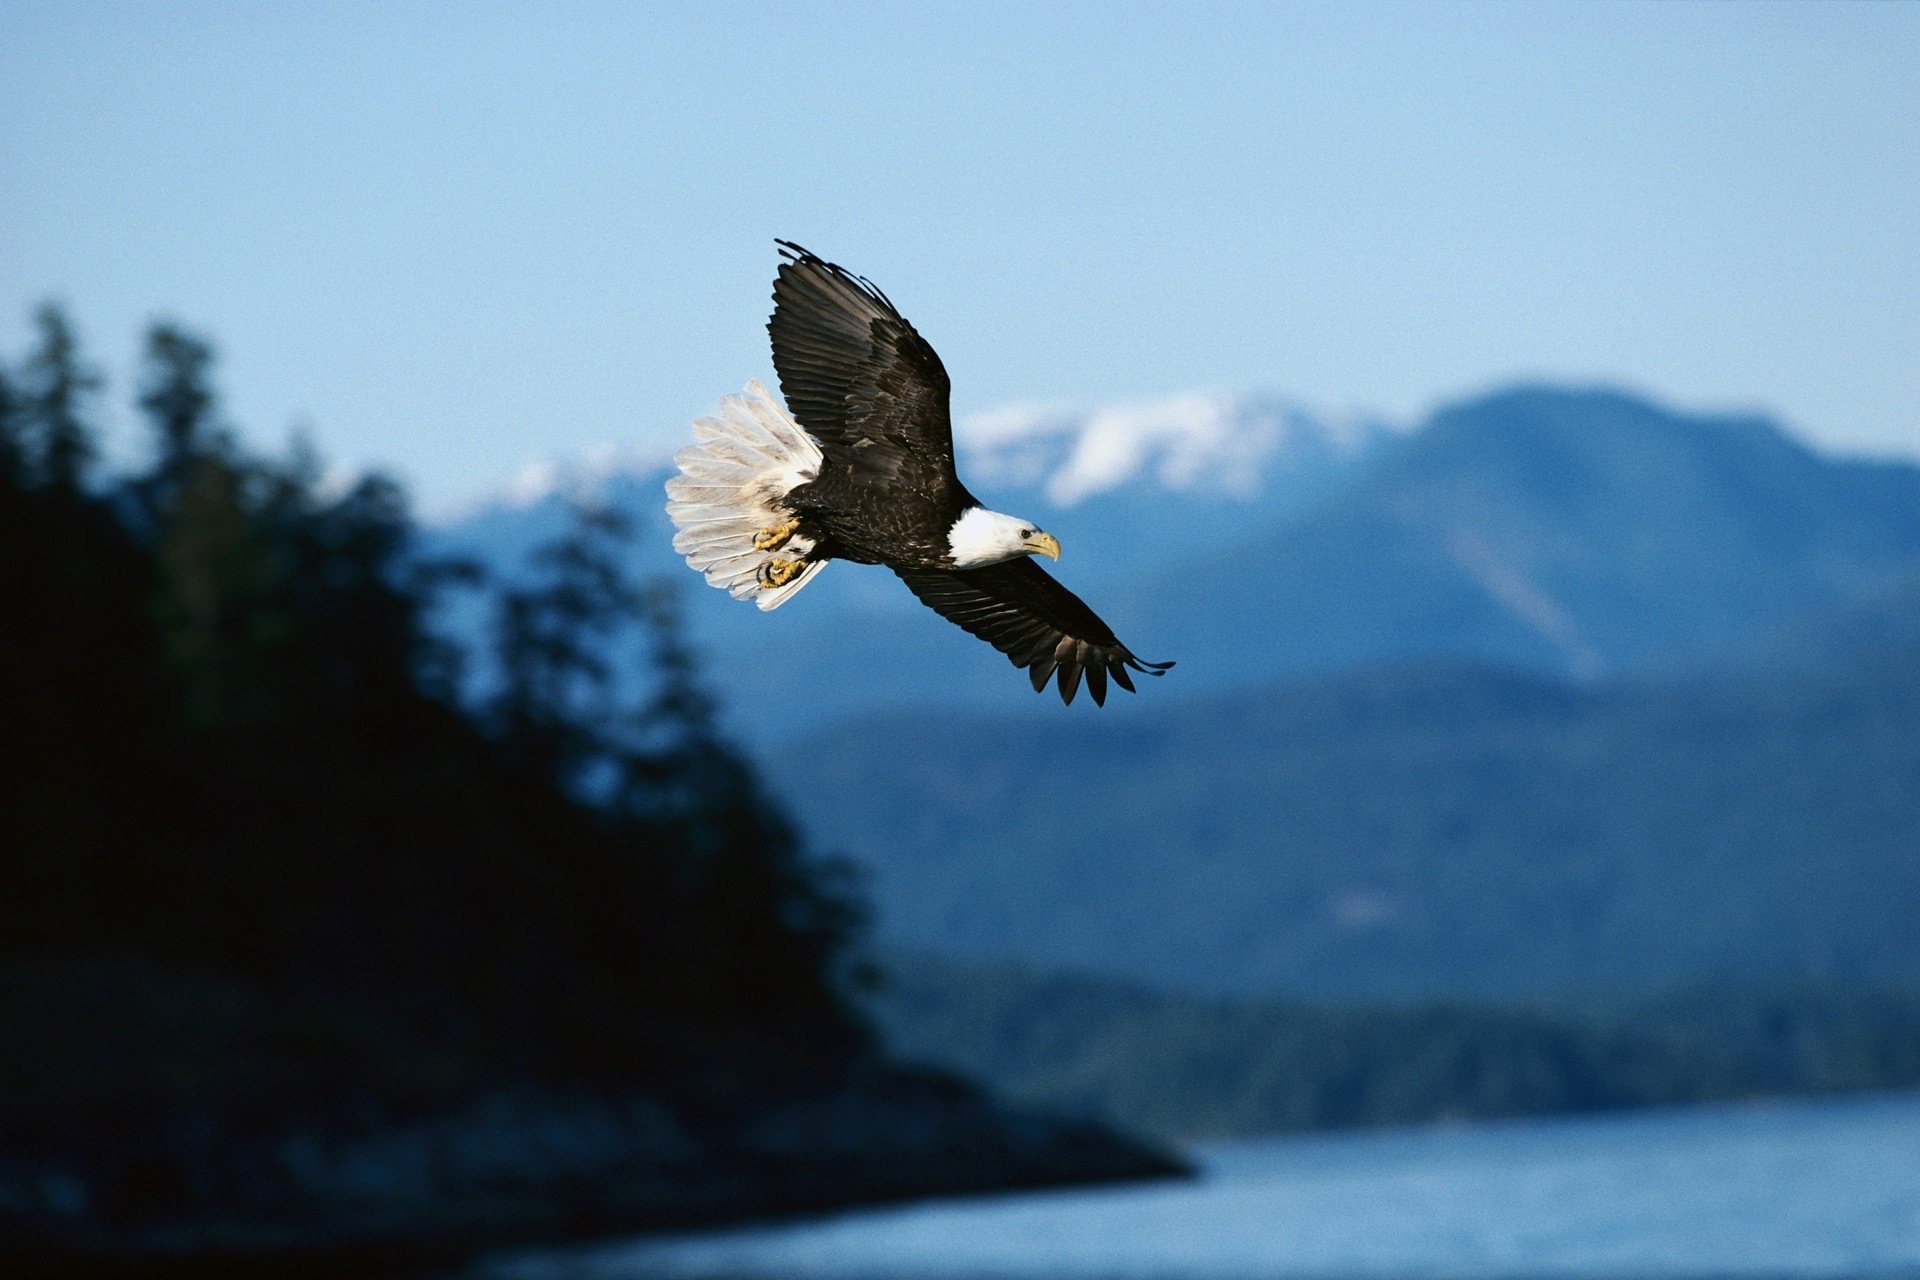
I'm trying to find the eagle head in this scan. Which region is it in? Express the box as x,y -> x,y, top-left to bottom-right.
947,506 -> 1060,569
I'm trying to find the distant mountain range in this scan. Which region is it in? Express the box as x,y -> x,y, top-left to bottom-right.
427,383 -> 1920,738
1106,384 -> 1920,692
426,381 -> 1920,1002
423,387 -> 1388,736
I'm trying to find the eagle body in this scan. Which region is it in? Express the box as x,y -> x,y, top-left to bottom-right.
766,243 -> 975,572
781,468 -> 971,570
664,243 -> 1171,705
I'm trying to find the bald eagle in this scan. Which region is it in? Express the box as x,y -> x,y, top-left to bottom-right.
664,243 -> 1172,706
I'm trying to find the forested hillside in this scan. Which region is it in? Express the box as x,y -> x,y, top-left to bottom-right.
877,955 -> 1920,1140
786,644 -> 1920,998
0,309 -> 1176,1270
1,303 -> 867,1094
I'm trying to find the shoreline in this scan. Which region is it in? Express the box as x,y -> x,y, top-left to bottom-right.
2,1066 -> 1188,1279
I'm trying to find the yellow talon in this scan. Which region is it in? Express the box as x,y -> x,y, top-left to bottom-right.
753,520 -> 800,552
758,557 -> 806,588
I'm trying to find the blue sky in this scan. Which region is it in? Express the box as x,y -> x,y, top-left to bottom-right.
3,1 -> 1916,515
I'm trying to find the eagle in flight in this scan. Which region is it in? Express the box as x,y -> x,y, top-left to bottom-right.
665,243 -> 1172,706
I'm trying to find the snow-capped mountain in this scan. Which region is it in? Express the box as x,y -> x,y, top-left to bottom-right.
441,388 -> 1390,527
423,388 -> 1388,737
426,382 -> 1920,741
956,390 -> 1392,507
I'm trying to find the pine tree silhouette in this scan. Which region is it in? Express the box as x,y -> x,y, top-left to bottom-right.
1,307 -> 872,1128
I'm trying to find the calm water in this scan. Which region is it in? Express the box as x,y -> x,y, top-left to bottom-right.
483,1092 -> 1920,1280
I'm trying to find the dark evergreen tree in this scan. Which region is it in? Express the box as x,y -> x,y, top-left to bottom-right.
482,503 -> 872,1060
2,311 -> 164,952
136,321 -> 220,514
16,303 -> 99,493
1,305 -> 872,1125
490,505 -> 641,791
0,364 -> 23,488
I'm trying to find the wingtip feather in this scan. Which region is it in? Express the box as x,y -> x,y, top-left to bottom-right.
1057,661 -> 1083,706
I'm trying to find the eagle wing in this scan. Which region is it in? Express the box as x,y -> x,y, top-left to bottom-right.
893,559 -> 1174,706
768,242 -> 958,490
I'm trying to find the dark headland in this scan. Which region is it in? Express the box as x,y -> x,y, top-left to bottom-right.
0,312 -> 1183,1277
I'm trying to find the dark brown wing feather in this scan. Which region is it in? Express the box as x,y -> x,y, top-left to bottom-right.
768,242 -> 958,491
893,559 -> 1174,706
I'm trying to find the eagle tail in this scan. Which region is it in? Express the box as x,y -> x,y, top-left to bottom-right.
665,380 -> 828,611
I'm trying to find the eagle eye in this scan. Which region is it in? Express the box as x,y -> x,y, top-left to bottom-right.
1020,527 -> 1033,538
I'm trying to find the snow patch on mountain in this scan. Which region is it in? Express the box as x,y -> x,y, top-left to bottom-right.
436,389 -> 1395,526
958,390 -> 1394,506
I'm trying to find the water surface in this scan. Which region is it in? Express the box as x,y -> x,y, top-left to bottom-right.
485,1091 -> 1920,1279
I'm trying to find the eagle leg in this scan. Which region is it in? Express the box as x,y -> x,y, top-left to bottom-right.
757,556 -> 809,588
752,519 -> 801,552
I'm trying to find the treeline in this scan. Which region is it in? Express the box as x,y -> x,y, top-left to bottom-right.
877,953 -> 1920,1139
0,306 -> 873,1143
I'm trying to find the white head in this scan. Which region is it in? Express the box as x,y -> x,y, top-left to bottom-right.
946,506 -> 1061,570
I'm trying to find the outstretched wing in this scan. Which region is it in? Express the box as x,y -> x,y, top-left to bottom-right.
768,242 -> 959,491
893,560 -> 1174,706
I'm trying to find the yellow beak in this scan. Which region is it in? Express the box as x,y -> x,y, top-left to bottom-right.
1025,531 -> 1061,560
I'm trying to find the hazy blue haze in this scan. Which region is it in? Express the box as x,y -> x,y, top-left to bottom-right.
483,1091 -> 1920,1279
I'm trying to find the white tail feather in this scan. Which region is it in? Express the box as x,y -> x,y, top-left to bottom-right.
664,379 -> 827,611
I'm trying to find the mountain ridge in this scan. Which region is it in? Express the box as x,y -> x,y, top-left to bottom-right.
1134,383 -> 1920,688
425,381 -> 1920,735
